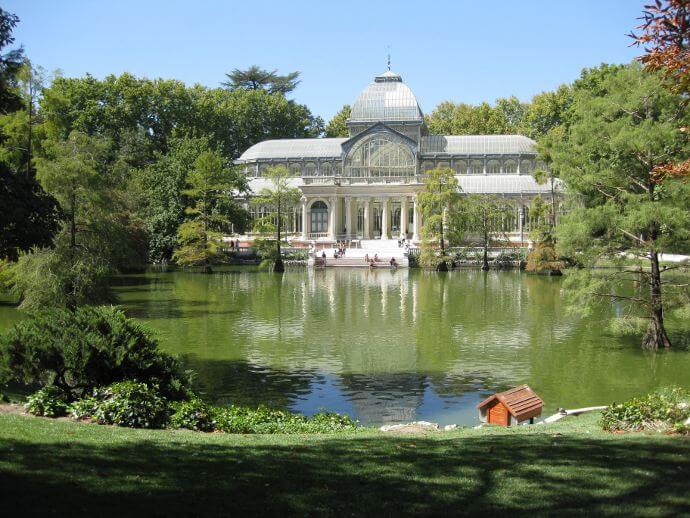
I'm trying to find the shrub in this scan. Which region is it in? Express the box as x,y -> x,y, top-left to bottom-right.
71,381 -> 169,428
601,387 -> 690,432
214,404 -> 357,434
25,387 -> 70,417
169,398 -> 216,431
0,306 -> 190,400
525,241 -> 564,273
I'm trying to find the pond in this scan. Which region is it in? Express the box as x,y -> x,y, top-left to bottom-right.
1,268 -> 688,426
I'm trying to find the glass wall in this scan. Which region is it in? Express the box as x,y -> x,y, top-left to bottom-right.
346,136 -> 415,179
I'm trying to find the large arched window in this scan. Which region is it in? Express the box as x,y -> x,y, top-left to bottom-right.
504,159 -> 518,174
289,163 -> 301,177
453,160 -> 467,175
304,162 -> 317,176
487,160 -> 501,175
310,201 -> 328,233
470,159 -> 484,175
346,136 -> 415,178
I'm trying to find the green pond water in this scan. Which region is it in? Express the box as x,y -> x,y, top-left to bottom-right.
1,268 -> 688,426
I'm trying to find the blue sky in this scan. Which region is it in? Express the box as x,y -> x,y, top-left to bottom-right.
5,0 -> 645,121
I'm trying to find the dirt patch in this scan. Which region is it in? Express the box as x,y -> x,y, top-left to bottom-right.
0,402 -> 27,415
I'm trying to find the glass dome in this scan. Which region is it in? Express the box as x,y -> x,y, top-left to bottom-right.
349,70 -> 424,123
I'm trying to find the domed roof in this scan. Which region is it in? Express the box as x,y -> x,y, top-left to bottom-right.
349,70 -> 423,123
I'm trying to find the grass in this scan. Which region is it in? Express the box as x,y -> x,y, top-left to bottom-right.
1,411 -> 689,516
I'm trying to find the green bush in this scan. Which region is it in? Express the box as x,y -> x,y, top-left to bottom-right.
0,306 -> 190,400
25,387 -> 70,417
214,404 -> 357,434
71,381 -> 169,428
601,387 -> 690,432
169,398 -> 216,431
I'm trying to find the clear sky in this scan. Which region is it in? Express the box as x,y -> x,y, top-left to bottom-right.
5,0 -> 646,121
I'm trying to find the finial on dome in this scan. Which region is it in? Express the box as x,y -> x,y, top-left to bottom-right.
387,51 -> 391,71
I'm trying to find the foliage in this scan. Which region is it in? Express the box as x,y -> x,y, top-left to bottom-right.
0,306 -> 190,400
0,7 -> 23,114
525,241 -> 564,274
24,386 -> 69,417
553,63 -> 690,349
252,165 -> 302,271
630,0 -> 690,94
325,104 -> 351,137
169,397 -> 217,431
222,65 -> 301,95
173,149 -> 246,268
426,97 -> 527,136
213,404 -> 357,434
418,167 -> 460,256
71,381 -> 169,429
7,244 -> 114,310
601,387 -> 689,433
0,162 -> 59,261
454,194 -> 514,270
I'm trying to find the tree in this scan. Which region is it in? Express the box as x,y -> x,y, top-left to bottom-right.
553,64 -> 690,350
426,100 -> 519,136
173,149 -> 246,271
630,0 -> 690,94
0,7 -> 23,115
456,195 -> 514,271
325,105 -> 351,137
252,165 -> 301,272
418,167 -> 460,270
222,65 -> 301,94
0,161 -> 58,260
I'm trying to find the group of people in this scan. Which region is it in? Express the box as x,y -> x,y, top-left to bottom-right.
228,239 -> 241,249
363,253 -> 398,269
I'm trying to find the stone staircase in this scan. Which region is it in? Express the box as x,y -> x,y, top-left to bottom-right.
313,239 -> 409,268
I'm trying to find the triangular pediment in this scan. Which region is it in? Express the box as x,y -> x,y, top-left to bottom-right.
340,122 -> 418,157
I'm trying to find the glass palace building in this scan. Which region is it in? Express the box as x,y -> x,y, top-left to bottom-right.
237,68 -> 559,243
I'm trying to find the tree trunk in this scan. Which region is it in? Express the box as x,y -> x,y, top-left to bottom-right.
481,231 -> 489,271
274,199 -> 284,273
642,250 -> 671,350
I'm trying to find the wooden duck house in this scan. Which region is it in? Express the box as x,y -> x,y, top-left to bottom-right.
477,385 -> 543,426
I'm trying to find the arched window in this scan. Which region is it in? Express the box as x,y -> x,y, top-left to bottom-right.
487,160 -> 501,174
504,159 -> 518,174
470,159 -> 484,174
520,159 -> 534,174
289,163 -> 301,177
437,161 -> 450,170
320,162 -> 332,177
310,201 -> 328,233
453,160 -> 467,175
304,162 -> 317,176
347,136 -> 415,178
258,164 -> 269,177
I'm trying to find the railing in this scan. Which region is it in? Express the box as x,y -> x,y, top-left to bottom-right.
301,175 -> 422,185
308,232 -> 329,240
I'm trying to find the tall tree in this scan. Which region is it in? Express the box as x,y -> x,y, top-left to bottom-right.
173,149 -> 246,272
325,105 -> 351,137
554,64 -> 690,350
0,7 -> 23,115
455,195 -> 514,271
418,166 -> 460,270
252,165 -> 301,273
222,66 -> 301,94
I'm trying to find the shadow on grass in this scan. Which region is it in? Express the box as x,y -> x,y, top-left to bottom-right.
1,430 -> 689,516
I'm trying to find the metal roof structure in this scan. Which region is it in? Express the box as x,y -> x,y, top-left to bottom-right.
457,175 -> 560,194
349,70 -> 424,122
421,135 -> 536,155
238,138 -> 346,161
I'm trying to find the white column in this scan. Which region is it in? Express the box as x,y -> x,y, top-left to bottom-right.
399,197 -> 408,239
381,197 -> 390,239
363,199 -> 370,239
412,196 -> 420,242
344,196 -> 352,239
328,196 -> 337,241
301,197 -> 308,241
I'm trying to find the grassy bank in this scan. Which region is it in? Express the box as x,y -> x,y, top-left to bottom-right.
1,411 -> 689,516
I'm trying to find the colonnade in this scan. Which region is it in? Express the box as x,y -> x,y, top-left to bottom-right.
300,195 -> 421,242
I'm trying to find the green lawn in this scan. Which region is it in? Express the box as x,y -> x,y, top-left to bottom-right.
1,411 -> 689,516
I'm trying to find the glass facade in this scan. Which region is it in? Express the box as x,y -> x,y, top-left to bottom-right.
346,137 -> 415,179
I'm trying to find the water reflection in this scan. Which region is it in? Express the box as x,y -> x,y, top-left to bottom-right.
5,267 -> 686,426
